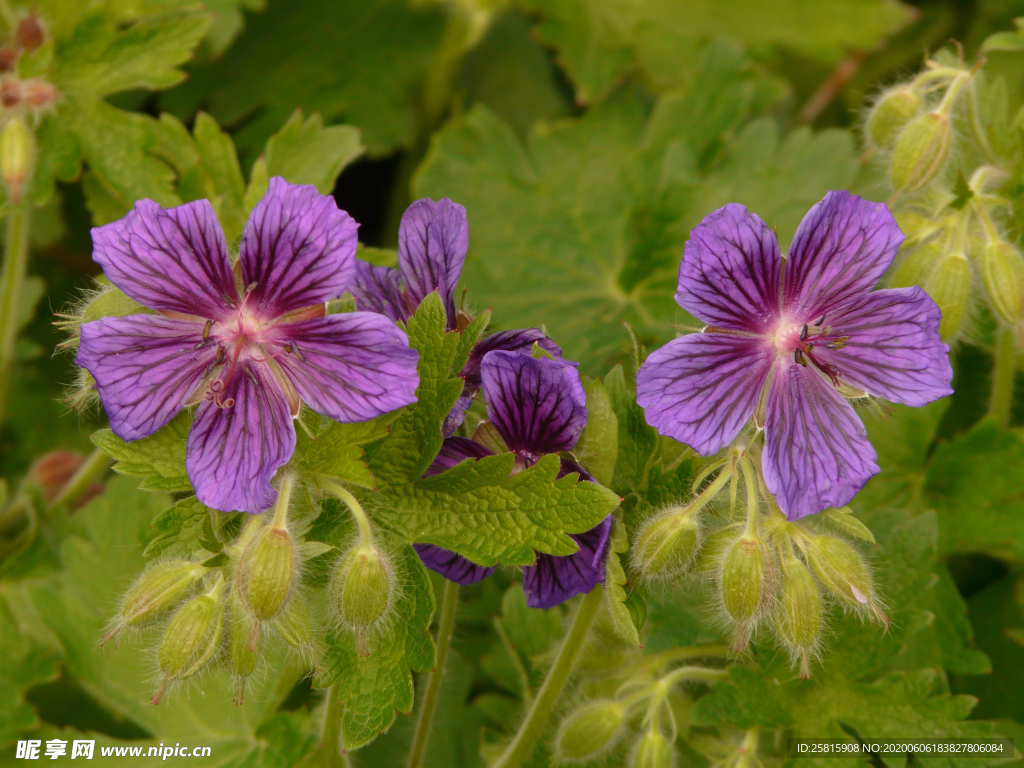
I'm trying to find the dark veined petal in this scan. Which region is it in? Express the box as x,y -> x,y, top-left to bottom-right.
415,437 -> 497,584
782,190 -> 903,322
186,361 -> 295,514
91,198 -> 237,318
397,198 -> 468,329
240,177 -> 358,319
636,333 -> 774,456
267,312 -> 419,424
522,514 -> 612,609
815,286 -> 953,406
762,359 -> 879,521
557,456 -> 596,483
461,328 -> 563,391
677,203 -> 782,334
77,315 -> 218,441
442,394 -> 473,438
481,350 -> 587,457
350,260 -> 410,323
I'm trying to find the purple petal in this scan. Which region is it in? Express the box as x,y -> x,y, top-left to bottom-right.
397,198 -> 468,328
523,515 -> 612,609
413,544 -> 496,585
558,456 -> 596,483
240,177 -> 358,319
636,333 -> 774,456
762,359 -> 879,520
481,351 -> 587,458
267,312 -> 419,424
461,328 -> 562,392
677,203 -> 782,334
351,261 -> 410,324
91,199 -> 237,318
186,362 -> 295,513
782,191 -> 903,322
442,394 -> 473,438
77,315 -> 218,441
814,287 -> 953,406
422,436 -> 495,476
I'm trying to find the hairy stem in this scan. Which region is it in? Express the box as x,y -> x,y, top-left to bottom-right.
0,200 -> 31,422
407,579 -> 460,768
271,473 -> 295,529
46,448 -> 110,515
324,482 -> 375,547
989,324 -> 1017,427
490,587 -> 603,768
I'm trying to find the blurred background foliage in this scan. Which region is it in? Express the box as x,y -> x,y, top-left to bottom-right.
3,0 -> 1024,765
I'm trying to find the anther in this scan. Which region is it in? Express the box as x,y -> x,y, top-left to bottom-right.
795,348 -> 807,366
813,314 -> 826,327
202,320 -> 212,342
799,324 -> 808,341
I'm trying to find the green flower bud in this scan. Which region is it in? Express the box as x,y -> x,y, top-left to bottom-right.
555,700 -> 625,761
228,591 -> 258,703
776,555 -> 822,679
865,86 -> 920,149
982,240 -> 1024,325
890,112 -> 950,192
630,729 -> 675,768
332,544 -> 394,633
153,582 -> 225,703
239,525 -> 297,621
634,508 -> 700,579
107,561 -> 204,642
0,116 -> 34,202
807,536 -> 883,623
274,596 -> 315,650
890,240 -> 942,290
720,535 -> 768,625
924,250 -> 972,341
695,527 -> 737,574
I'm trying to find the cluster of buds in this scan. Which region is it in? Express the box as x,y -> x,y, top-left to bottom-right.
633,449 -> 883,678
553,664 -> 728,766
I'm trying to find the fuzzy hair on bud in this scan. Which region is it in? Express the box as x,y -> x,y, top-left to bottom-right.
890,240 -> 942,291
695,525 -> 738,575
775,554 -> 823,679
925,249 -> 972,342
0,116 -> 33,202
273,596 -> 320,670
228,589 -> 259,704
331,543 -> 395,648
806,535 -> 885,624
239,524 -> 298,621
104,560 -> 204,645
865,85 -> 921,149
719,534 -> 773,650
630,728 -> 675,768
982,240 -> 1024,325
555,700 -> 626,762
634,506 -> 701,580
890,112 -> 951,192
153,585 -> 225,704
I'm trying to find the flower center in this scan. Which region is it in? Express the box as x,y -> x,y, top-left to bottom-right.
771,315 -> 850,388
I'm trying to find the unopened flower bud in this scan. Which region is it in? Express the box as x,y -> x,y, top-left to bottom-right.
890,240 -> 942,290
696,527 -> 736,574
865,86 -> 920,149
634,508 -> 700,579
239,524 -> 297,621
15,15 -> 44,51
630,729 -> 675,768
925,250 -> 972,341
982,240 -> 1024,325
27,450 -> 102,505
153,582 -> 225,703
776,555 -> 822,679
0,116 -> 34,203
274,596 -> 315,650
228,591 -> 258,703
106,561 -> 204,643
332,544 -> 394,633
890,112 -> 950,192
720,535 -> 768,625
555,700 -> 625,761
807,536 -> 883,623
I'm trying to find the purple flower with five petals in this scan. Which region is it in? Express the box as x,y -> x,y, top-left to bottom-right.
76,177 -> 420,514
636,191 -> 953,520
351,198 -> 561,435
415,350 -> 613,609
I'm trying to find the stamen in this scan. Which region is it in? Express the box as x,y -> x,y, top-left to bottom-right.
291,341 -> 305,362
799,324 -> 808,341
794,348 -> 807,366
202,319 -> 212,342
222,293 -> 237,309
812,314 -> 826,327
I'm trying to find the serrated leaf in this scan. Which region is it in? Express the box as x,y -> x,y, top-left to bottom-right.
368,453 -> 620,566
91,410 -> 191,493
577,376 -> 618,487
295,411 -> 400,489
314,546 -> 434,750
142,496 -> 211,559
605,517 -> 641,645
605,364 -> 657,494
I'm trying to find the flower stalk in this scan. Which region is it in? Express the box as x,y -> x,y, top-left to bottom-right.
0,198 -> 31,422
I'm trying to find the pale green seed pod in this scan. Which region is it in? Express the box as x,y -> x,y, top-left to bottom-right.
156,588 -> 225,687
889,240 -> 942,290
332,544 -> 393,631
630,729 -> 675,768
228,590 -> 258,687
555,700 -> 625,761
982,240 -> 1024,325
720,535 -> 768,624
776,555 -> 822,678
866,86 -> 921,149
0,116 -> 34,202
634,509 -> 700,579
924,250 -> 972,341
117,561 -> 204,628
807,536 -> 876,612
890,112 -> 950,192
240,525 -> 297,621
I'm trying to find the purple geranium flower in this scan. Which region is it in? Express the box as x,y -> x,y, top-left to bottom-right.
416,350 -> 613,609
76,177 -> 419,514
351,198 -> 561,435
636,191 -> 953,520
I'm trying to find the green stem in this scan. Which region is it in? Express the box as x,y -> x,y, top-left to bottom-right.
45,448 -> 110,515
490,587 -> 603,768
989,325 -> 1017,427
322,685 -> 350,768
324,482 -> 374,547
270,473 -> 295,529
0,201 -> 31,422
407,579 -> 460,768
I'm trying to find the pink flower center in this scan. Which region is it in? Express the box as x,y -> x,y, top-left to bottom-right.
770,316 -> 850,387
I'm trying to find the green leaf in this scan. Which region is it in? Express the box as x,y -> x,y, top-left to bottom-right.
605,364 -> 657,494
576,376 -> 618,487
368,453 -> 621,567
314,545 -> 435,750
262,110 -> 364,194
141,496 -> 213,560
605,517 -> 642,645
294,411 -> 400,488
90,411 -> 191,493
163,0 -> 446,159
